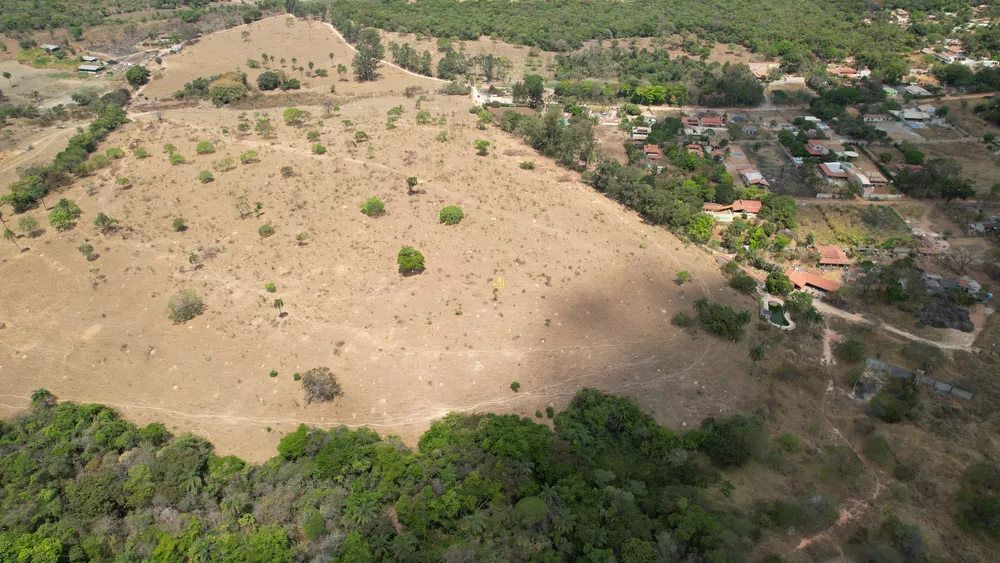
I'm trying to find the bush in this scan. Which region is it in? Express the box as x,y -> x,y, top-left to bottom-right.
239,150 -> 259,164
672,312 -> 693,326
167,289 -> 204,323
106,147 -> 125,159
779,433 -> 801,453
198,170 -> 214,183
169,153 -> 186,165
306,130 -> 320,142
694,298 -> 752,341
133,148 -> 149,158
439,205 -> 464,225
17,215 -> 38,235
474,139 -> 490,155
676,270 -> 691,284
195,141 -> 215,154
700,414 -> 767,467
360,197 -> 385,217
729,271 -> 758,294
258,224 -> 275,238
765,272 -> 792,295
49,199 -> 81,231
311,143 -> 326,155
301,366 -> 343,403
520,160 -> 535,170
834,335 -> 867,363
264,282 -> 276,293
864,434 -> 893,465
172,218 -> 186,232
214,156 -> 235,171
257,70 -> 281,90
280,166 -> 293,178
397,246 -> 425,275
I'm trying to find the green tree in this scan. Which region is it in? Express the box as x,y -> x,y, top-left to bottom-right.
283,107 -> 305,125
360,196 -> 385,217
125,66 -> 151,88
257,71 -> 282,90
195,141 -> 215,154
167,289 -> 204,323
439,205 -> 464,225
748,345 -> 765,375
353,28 -> 385,82
765,272 -> 792,295
2,71 -> 11,87
273,298 -> 284,316
474,139 -> 490,155
676,270 -> 691,284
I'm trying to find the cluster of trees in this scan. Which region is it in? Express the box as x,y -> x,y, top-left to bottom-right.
388,42 -> 432,76
1,91 -> 130,212
0,0 -> 277,33
693,297 -> 751,341
496,105 -> 597,168
894,158 -> 976,202
552,47 -> 763,107
318,0 -> 925,64
0,389 -> 797,562
974,94 -> 1000,127
933,63 -> 1000,93
173,72 -> 250,105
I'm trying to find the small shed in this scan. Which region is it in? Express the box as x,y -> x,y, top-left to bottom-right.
77,65 -> 103,73
40,44 -> 61,52
80,55 -> 101,63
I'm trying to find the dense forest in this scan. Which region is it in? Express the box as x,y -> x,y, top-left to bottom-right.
0,389 -> 770,561
317,0 -> 932,61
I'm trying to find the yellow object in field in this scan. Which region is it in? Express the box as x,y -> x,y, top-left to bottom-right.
493,276 -> 506,289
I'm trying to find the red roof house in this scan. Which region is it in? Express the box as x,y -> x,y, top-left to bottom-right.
700,116 -> 725,127
643,144 -> 664,159
786,269 -> 842,293
816,245 -> 853,266
805,140 -> 829,156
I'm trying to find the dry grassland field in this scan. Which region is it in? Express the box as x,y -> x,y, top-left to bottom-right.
0,20 -> 758,462
921,140 -> 1000,195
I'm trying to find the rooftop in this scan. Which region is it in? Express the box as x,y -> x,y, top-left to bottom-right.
816,245 -> 853,266
786,269 -> 842,293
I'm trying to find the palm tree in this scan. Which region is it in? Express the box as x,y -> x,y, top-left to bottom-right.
3,228 -> 19,252
347,495 -> 377,526
220,492 -> 248,516
2,71 -> 11,87
328,52 -> 334,62
392,533 -> 418,561
183,469 -> 203,495
693,296 -> 709,314
30,388 -> 55,408
463,510 -> 489,535
748,345 -> 765,375
273,298 -> 284,316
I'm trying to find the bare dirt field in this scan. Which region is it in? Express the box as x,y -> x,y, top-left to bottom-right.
144,16 -> 439,100
0,23 -> 759,462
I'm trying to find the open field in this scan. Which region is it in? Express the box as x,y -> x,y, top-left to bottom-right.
921,140 -> 999,195
942,97 -> 1000,141
0,91 -> 757,462
143,16 -> 440,100
796,204 -> 913,247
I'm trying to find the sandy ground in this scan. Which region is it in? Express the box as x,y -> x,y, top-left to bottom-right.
0,89 -> 758,461
144,16 -> 438,100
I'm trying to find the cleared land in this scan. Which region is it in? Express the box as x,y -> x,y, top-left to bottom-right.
0,23 -> 758,462
920,140 -> 999,195
796,205 -> 913,246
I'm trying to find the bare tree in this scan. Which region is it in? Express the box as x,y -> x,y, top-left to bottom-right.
949,246 -> 985,274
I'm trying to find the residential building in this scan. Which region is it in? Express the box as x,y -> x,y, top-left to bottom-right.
785,269 -> 842,293
739,168 -> 770,188
805,140 -> 829,156
882,86 -> 898,97
631,126 -> 650,141
700,116 -> 725,128
903,84 -> 932,97
643,144 -> 664,159
816,245 -> 853,266
742,125 -> 758,135
686,143 -> 704,157
80,55 -> 101,63
77,65 -> 103,73
916,104 -> 936,114
819,162 -> 849,179
901,110 -> 932,121
702,199 -> 762,221
682,116 -> 700,128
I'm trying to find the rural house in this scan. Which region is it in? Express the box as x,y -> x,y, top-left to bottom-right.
816,245 -> 853,266
785,269 -> 842,294
739,169 -> 770,188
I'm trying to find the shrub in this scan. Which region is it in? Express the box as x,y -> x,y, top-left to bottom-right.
728,272 -> 756,293
257,71 -> 281,90
301,366 -> 342,403
672,312 -> 693,326
700,414 -> 767,467
269,369 -> 278,378
545,406 -> 554,418
439,205 -> 464,225
172,218 -> 186,232
264,282 -> 276,293
360,197 -> 385,217
78,244 -> 95,260
354,131 -> 369,142
864,434 -> 893,465
283,107 -> 306,125
258,224 -> 275,238
105,147 -> 125,159
280,165 -> 293,178
133,148 -> 149,158
163,143 -> 177,154
214,156 -> 235,171
779,433 -> 801,453
304,511 -> 326,541
195,141 -> 215,154
676,270 -> 691,284
694,298 -> 752,341
520,160 -> 535,170
280,78 -> 301,90
435,130 -> 448,142
311,143 -> 326,155
93,212 -> 118,232
834,335 -> 867,363
17,215 -> 38,235
765,272 -> 792,295
49,199 -> 81,231
474,139 -> 490,155
167,289 -> 204,323
397,246 -> 425,275
510,382 -> 520,392
239,150 -> 259,164
306,130 -> 320,142
169,153 -> 186,165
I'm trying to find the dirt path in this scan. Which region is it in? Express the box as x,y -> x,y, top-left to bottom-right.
814,301 -> 978,351
322,21 -> 450,85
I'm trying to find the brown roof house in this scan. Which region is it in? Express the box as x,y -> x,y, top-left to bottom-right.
816,245 -> 853,266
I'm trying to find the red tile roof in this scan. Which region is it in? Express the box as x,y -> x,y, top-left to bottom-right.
806,140 -> 827,156
700,117 -> 725,127
819,162 -> 849,178
816,245 -> 853,266
731,199 -> 762,213
785,269 -> 842,293
643,144 -> 663,158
